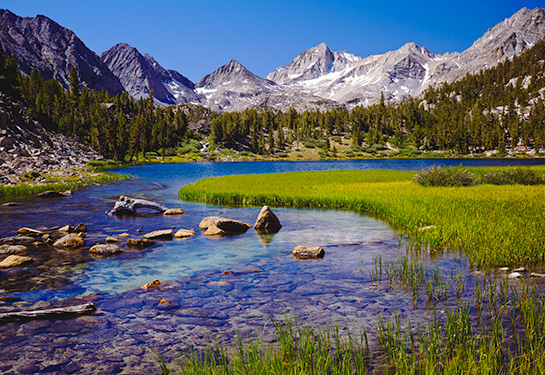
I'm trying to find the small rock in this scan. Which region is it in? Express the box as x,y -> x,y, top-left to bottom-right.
143,229 -> 173,240
530,272 -> 545,278
508,272 -> 523,279
157,298 -> 179,310
199,217 -> 251,234
136,229 -> 143,233
2,236 -> 36,244
89,244 -> 123,256
163,208 -> 184,215
141,279 -> 164,290
59,225 -> 74,233
174,229 -> 196,238
53,234 -> 85,249
1,202 -> 19,207
513,267 -> 527,273
0,255 -> 33,268
118,233 -> 130,238
74,223 -> 87,232
254,205 -> 282,233
0,245 -> 28,254
204,225 -> 228,237
126,238 -> 155,249
17,227 -> 44,236
498,267 -> 509,273
292,245 -> 325,260
37,190 -> 64,198
105,236 -> 119,243
217,281 -> 228,286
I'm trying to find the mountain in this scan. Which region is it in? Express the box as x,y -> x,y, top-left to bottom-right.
266,7 -> 545,107
196,59 -> 336,112
0,9 -> 123,95
100,43 -> 204,105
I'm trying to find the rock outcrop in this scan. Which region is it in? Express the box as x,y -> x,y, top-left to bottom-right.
0,93 -> 102,184
199,216 -> 251,236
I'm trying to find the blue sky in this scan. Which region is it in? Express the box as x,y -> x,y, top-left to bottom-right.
2,0 -> 543,82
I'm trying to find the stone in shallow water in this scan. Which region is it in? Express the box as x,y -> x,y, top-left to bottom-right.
174,229 -> 196,238
0,245 -> 28,254
143,229 -> 173,240
126,238 -> 155,249
0,255 -> 33,268
254,205 -> 282,234
141,279 -> 164,290
16,227 -> 44,236
508,272 -> 523,279
199,216 -> 251,234
89,244 -> 123,256
53,234 -> 85,249
163,208 -> 184,215
292,245 -> 325,260
105,236 -> 119,243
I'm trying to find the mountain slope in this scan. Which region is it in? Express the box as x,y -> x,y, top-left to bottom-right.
196,59 -> 336,112
0,9 -> 123,95
100,43 -> 204,105
266,7 -> 545,108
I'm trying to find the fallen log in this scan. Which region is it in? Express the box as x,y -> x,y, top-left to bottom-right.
0,302 -> 96,322
106,195 -> 168,216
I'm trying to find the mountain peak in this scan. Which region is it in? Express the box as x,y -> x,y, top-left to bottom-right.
196,59 -> 260,89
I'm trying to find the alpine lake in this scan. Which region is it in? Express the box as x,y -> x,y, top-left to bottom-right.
1,158 -> 545,374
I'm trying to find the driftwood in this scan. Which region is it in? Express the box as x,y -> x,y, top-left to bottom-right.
0,302 -> 96,322
106,195 -> 168,216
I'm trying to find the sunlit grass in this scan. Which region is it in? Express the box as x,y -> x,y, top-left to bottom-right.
179,166 -> 545,267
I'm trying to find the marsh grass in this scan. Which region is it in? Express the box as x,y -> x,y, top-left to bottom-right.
179,167 -> 545,267
0,169 -> 125,197
157,275 -> 545,374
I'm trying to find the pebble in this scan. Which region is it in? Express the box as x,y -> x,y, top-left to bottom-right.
508,272 -> 523,279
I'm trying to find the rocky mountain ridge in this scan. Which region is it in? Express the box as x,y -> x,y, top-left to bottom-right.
100,43 -> 203,105
1,7 -> 544,112
0,9 -> 123,95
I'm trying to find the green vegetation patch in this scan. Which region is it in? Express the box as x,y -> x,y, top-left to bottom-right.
179,167 -> 545,267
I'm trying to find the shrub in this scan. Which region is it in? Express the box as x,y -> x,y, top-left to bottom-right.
478,168 -> 544,185
414,166 -> 476,187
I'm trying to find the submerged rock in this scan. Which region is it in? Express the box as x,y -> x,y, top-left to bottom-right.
143,229 -> 173,240
0,245 -> 28,254
126,238 -> 155,249
37,190 -> 64,198
508,272 -> 523,279
89,244 -> 123,257
53,234 -> 86,249
0,255 -> 33,268
2,236 -> 37,245
141,279 -> 164,290
292,245 -> 325,260
254,205 -> 282,234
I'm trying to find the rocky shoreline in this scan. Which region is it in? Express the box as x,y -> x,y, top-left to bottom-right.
0,93 -> 102,185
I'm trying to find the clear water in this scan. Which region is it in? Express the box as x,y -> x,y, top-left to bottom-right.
2,159 -> 545,374
1,158 -> 544,301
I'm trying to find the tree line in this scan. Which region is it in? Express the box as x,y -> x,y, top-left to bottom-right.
2,39 -> 545,160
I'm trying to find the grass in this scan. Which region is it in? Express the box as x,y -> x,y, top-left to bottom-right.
179,166 -> 545,267
156,276 -> 545,374
0,167 -> 127,197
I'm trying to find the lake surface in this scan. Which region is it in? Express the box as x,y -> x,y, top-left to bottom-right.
1,158 -> 544,374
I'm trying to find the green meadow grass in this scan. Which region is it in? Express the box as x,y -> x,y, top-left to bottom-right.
179,167 -> 545,267
0,169 -> 125,197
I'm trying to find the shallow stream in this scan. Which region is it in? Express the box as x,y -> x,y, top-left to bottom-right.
1,159 -> 544,374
